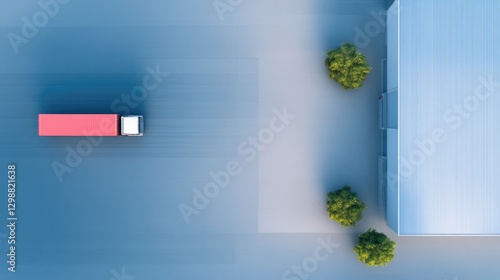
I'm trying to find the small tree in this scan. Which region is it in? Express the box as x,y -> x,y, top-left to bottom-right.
354,229 -> 396,267
325,43 -> 372,90
326,186 -> 366,227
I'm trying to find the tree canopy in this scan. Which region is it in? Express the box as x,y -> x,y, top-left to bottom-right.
354,229 -> 396,267
325,43 -> 372,90
326,186 -> 366,227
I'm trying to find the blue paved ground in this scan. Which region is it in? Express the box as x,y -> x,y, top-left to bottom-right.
0,0 -> 497,279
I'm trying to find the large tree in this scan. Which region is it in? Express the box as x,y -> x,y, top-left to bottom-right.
354,229 -> 396,267
326,186 -> 366,227
325,43 -> 372,90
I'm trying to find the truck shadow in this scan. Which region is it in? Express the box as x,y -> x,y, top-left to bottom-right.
31,26 -> 149,116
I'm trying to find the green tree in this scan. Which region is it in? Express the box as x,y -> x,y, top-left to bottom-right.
325,43 -> 372,90
354,229 -> 396,267
326,186 -> 366,227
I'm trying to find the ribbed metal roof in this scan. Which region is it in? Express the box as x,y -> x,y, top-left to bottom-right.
397,0 -> 500,235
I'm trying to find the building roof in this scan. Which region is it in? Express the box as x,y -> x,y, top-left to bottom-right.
393,0 -> 500,235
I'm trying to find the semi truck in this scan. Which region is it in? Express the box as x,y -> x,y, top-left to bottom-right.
38,114 -> 144,136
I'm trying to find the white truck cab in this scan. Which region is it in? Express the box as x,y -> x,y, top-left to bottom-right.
121,115 -> 144,136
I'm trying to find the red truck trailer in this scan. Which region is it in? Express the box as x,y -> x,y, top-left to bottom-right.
38,114 -> 144,136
